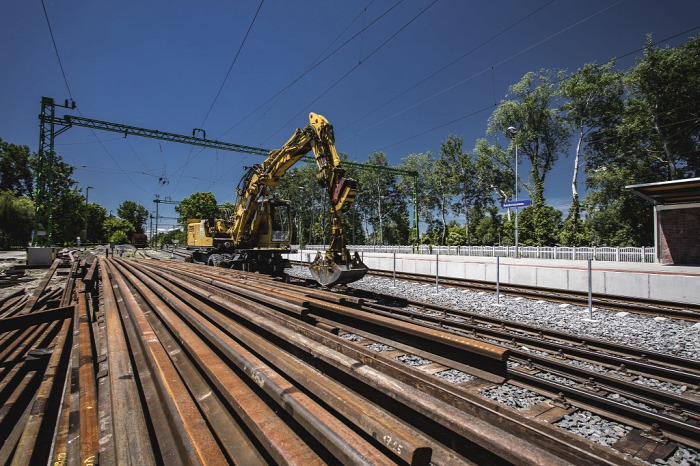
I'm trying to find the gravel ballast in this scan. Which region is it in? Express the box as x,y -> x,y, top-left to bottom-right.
288,267 -> 700,465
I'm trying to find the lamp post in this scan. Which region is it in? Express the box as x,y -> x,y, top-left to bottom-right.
507,126 -> 519,259
84,186 -> 93,245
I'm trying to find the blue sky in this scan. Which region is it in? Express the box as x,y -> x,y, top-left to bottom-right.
2,0 -> 699,229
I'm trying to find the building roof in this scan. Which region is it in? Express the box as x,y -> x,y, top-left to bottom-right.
626,177 -> 700,205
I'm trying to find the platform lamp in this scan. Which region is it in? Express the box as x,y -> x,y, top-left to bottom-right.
84,186 -> 93,245
507,126 -> 519,259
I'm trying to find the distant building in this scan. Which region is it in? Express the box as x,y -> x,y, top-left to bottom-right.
627,178 -> 700,265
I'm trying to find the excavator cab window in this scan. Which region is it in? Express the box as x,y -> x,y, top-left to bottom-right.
270,204 -> 290,242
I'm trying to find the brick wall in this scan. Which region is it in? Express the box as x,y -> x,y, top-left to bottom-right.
658,206 -> 700,265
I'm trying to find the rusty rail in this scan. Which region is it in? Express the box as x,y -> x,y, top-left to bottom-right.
1,256 -> 647,465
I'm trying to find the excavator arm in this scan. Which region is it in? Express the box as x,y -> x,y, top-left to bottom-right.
229,112 -> 367,286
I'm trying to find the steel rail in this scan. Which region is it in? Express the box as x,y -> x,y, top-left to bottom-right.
359,268 -> 700,321
342,289 -> 700,449
363,297 -> 700,377
123,259 -> 440,464
130,259 -> 639,465
115,259 -> 397,465
99,258 -> 156,465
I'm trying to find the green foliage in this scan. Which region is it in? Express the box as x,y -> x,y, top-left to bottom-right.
559,195 -> 589,246
154,228 -> 186,246
399,152 -> 433,243
471,207 -> 503,245
109,230 -> 129,244
175,192 -> 219,228
0,139 -> 34,196
117,200 -> 149,234
446,221 -> 467,246
505,204 -> 562,247
104,217 -> 135,244
52,188 -> 88,245
86,203 -> 108,243
487,69 -> 571,246
273,163 -> 327,244
623,35 -> 700,179
0,191 -> 33,249
582,164 -> 653,246
580,36 -> 699,246
355,151 -> 409,245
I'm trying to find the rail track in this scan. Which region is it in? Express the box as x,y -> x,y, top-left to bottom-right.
1,253 -> 696,464
347,295 -> 700,454
346,267 -> 700,322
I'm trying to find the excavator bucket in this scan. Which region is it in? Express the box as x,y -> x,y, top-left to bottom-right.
309,251 -> 368,287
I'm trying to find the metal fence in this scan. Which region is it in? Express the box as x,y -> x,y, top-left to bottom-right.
302,245 -> 657,263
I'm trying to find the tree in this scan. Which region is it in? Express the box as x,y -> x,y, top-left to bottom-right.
559,62 -> 624,245
441,135 -> 493,245
103,217 -> 135,244
472,206 -> 503,245
581,36 -> 700,246
0,139 -> 34,196
0,191 -> 33,249
272,162 -> 327,245
355,151 -> 408,245
514,204 -> 562,246
175,192 -> 218,228
487,69 -> 571,246
86,203 -> 108,244
624,35 -> 700,180
399,152 -> 439,244
52,188 -> 86,245
117,200 -> 149,235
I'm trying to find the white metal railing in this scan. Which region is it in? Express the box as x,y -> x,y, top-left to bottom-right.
299,245 -> 656,263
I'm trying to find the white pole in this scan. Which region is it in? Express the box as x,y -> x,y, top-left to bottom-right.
392,251 -> 396,287
435,252 -> 439,292
514,141 -> 519,259
496,256 -> 500,304
588,259 -> 593,319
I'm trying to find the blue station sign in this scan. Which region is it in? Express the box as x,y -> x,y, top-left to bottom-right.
502,199 -> 532,208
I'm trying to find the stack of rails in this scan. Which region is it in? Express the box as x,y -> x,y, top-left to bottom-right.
0,255 -> 644,465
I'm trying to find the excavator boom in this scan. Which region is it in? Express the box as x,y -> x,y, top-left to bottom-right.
187,112 -> 367,287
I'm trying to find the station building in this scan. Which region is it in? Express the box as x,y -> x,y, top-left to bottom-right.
627,177 -> 700,265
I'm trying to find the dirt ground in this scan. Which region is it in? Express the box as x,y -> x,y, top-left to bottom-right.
0,250 -> 70,302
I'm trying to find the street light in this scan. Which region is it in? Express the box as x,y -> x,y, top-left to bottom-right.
84,186 -> 93,246
507,126 -> 519,259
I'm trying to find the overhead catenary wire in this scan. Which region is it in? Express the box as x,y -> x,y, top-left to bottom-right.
40,0 -> 73,100
172,0 -> 389,193
199,0 -> 265,129
170,0 -> 264,195
342,0 -> 627,148
215,0 -> 405,141
351,13 -> 699,156
337,0 -> 557,134
261,0 -> 440,145
40,0 -> 151,198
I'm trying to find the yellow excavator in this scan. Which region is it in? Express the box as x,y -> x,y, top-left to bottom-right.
186,112 -> 368,287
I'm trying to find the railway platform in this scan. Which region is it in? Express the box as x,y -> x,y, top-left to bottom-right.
290,250 -> 700,306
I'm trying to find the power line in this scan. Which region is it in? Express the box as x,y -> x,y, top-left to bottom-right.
343,1 -> 626,147
171,1 -> 265,194
338,0 -> 557,134
261,0 -> 440,145
40,0 -> 73,99
168,0 -> 390,194
40,1 -> 154,197
199,0 -> 265,128
379,104 -> 496,151
216,0 -> 405,140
